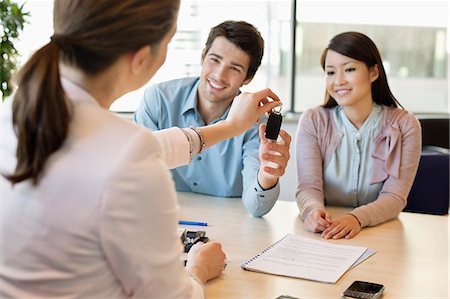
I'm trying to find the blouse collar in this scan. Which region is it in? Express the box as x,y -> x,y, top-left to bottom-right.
61,77 -> 100,107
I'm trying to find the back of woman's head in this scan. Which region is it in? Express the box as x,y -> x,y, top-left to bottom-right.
320,31 -> 402,108
6,0 -> 180,185
53,0 -> 180,74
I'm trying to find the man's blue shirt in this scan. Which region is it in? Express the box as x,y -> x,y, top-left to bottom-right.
133,77 -> 279,216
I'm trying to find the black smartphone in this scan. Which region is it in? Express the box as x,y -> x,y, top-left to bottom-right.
342,280 -> 385,299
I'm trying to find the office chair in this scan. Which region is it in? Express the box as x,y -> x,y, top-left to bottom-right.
419,118 -> 449,149
404,148 -> 449,215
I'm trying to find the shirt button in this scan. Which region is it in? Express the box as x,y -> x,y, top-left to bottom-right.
193,182 -> 198,186
197,156 -> 202,161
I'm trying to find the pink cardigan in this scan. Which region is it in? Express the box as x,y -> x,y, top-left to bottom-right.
296,106 -> 421,227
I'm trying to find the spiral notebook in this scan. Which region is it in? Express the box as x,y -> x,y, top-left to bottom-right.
241,233 -> 373,283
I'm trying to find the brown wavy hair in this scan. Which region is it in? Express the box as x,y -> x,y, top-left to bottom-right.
5,0 -> 180,185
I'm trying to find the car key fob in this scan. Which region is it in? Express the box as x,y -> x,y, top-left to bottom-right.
265,110 -> 282,141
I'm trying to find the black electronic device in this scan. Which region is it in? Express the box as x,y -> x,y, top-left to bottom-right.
342,281 -> 385,299
181,230 -> 209,253
265,110 -> 282,141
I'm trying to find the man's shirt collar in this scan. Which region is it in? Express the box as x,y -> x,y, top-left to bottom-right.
181,77 -> 239,124
181,78 -> 201,115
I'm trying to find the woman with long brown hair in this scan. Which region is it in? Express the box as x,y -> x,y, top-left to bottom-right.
0,0 -> 281,297
296,32 -> 421,240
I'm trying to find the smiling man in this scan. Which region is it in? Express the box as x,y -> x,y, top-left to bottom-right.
133,20 -> 291,217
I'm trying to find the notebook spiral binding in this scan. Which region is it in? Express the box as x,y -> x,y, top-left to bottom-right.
240,234 -> 289,268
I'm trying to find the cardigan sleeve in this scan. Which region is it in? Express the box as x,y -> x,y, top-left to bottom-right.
350,111 -> 422,227
295,109 -> 327,220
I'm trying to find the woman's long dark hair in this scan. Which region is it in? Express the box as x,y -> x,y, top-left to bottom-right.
5,0 -> 180,185
321,31 -> 403,109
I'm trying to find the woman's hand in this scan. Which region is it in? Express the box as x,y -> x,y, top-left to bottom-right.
321,214 -> 361,239
196,89 -> 281,151
304,208 -> 332,233
185,241 -> 226,284
225,88 -> 281,136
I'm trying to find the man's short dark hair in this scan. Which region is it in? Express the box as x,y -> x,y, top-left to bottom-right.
202,20 -> 264,80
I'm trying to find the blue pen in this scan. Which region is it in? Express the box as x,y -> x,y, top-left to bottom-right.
178,220 -> 208,226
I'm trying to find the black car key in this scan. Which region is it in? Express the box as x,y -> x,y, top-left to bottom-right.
265,109 -> 282,141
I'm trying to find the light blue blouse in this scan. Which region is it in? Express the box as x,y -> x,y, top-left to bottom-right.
323,105 -> 384,207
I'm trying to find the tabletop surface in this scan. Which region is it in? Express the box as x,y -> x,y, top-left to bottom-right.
177,192 -> 449,299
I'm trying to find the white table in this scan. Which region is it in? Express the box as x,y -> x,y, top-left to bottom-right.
177,192 -> 449,299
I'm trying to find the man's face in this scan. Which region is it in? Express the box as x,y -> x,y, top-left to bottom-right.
198,36 -> 252,106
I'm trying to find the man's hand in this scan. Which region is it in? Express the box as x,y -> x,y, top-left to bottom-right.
321,214 -> 361,240
257,123 -> 291,190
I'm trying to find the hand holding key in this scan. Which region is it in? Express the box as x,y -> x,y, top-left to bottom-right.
257,108 -> 291,188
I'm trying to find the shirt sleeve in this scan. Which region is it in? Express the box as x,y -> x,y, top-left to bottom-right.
98,130 -> 204,299
350,112 -> 422,227
241,124 -> 280,217
295,109 -> 327,220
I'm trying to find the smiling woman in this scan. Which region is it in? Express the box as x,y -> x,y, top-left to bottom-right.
0,0 -> 282,297
295,31 -> 421,240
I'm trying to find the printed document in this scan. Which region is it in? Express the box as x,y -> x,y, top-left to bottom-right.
241,233 -> 372,283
